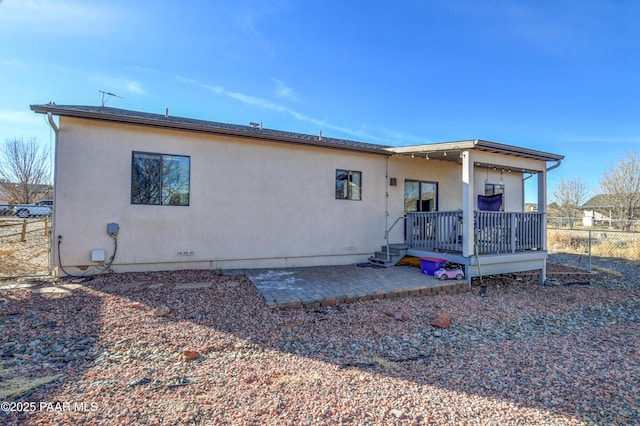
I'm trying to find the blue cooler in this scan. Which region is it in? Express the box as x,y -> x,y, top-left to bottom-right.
420,257 -> 446,275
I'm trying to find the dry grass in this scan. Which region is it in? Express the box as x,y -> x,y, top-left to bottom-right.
0,362 -> 61,399
591,265 -> 624,277
373,356 -> 399,371
0,219 -> 50,277
548,228 -> 640,261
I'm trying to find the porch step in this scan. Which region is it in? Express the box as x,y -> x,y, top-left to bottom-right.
368,244 -> 409,268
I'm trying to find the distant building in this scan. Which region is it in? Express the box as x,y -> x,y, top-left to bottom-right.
580,194 -> 640,228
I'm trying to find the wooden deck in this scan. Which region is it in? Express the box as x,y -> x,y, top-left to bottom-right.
403,211 -> 547,282
406,211 -> 545,254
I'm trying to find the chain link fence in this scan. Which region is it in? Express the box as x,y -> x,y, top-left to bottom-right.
547,226 -> 640,270
0,213 -> 52,278
548,216 -> 640,232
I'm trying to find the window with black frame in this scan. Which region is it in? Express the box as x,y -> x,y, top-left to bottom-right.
483,182 -> 504,211
131,152 -> 190,206
404,180 -> 437,212
335,170 -> 362,200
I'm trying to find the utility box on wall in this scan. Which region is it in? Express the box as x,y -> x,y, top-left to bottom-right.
91,249 -> 106,262
107,223 -> 119,236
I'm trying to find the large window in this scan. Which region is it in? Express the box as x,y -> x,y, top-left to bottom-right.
336,170 -> 362,200
131,152 -> 190,206
404,180 -> 438,212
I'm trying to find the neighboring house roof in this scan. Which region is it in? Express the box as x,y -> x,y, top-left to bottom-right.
582,194 -> 640,210
31,103 -> 564,163
582,194 -> 616,209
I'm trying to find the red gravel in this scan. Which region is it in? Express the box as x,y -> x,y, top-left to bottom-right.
1,265 -> 639,425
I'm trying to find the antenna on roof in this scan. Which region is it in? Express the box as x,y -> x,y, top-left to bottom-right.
99,90 -> 124,107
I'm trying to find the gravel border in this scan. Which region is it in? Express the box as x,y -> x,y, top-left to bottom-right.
0,255 -> 638,425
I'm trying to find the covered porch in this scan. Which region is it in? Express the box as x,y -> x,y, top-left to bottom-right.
404,210 -> 548,281
378,140 -> 564,283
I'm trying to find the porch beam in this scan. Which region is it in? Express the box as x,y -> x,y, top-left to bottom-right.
538,168 -> 548,283
537,169 -> 548,250
461,150 -> 474,257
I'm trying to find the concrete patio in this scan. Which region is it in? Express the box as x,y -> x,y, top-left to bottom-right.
244,264 -> 471,309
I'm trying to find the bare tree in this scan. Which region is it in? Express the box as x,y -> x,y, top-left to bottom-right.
552,177 -> 591,229
0,137 -> 52,204
599,151 -> 640,230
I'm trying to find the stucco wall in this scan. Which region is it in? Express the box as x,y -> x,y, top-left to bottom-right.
53,118 -> 389,273
52,117 -> 551,275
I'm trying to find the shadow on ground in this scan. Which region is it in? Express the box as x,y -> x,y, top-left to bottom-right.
1,255 -> 638,424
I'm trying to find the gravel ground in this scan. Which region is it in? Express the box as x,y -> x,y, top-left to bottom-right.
1,253 -> 639,425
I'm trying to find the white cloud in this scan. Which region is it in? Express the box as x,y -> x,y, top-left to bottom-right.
175,75 -> 431,145
234,2 -> 291,36
0,109 -> 50,143
90,74 -> 146,97
0,0 -> 121,35
126,65 -> 161,75
126,81 -> 146,95
177,75 -> 382,140
1,58 -> 26,67
0,109 -> 37,124
272,78 -> 299,102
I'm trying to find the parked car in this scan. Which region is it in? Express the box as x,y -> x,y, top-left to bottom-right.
13,199 -> 53,218
434,265 -> 465,281
0,200 -> 11,215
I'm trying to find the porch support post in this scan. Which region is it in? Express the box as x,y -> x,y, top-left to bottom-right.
537,168 -> 548,283
461,150 -> 474,257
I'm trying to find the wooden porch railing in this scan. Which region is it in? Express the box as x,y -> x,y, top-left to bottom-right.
406,211 -> 463,252
406,211 -> 544,254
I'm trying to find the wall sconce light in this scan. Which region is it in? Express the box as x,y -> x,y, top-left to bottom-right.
425,152 -> 430,160
443,151 -> 448,157
411,153 -> 415,158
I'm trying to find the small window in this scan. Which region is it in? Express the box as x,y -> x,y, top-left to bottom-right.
336,170 -> 362,200
484,183 -> 504,196
484,183 -> 504,211
131,152 -> 190,206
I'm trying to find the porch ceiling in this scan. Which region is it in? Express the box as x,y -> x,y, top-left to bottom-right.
387,139 -> 564,164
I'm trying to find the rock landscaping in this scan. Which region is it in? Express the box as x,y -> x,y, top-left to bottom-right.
0,253 -> 638,425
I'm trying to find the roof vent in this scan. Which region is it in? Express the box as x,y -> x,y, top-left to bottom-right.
165,108 -> 169,118
249,121 -> 262,129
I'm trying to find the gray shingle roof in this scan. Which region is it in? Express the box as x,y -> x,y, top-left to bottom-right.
31,103 -> 564,162
30,104 -> 389,155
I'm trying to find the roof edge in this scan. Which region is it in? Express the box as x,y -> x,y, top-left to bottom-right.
30,104 -> 390,156
387,139 -> 563,162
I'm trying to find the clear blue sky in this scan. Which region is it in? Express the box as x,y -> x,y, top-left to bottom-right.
1,0 -> 639,203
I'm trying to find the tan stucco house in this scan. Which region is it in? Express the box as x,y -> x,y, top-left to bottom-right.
31,104 -> 563,281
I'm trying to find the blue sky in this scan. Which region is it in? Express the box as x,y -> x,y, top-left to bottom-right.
1,0 -> 639,203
